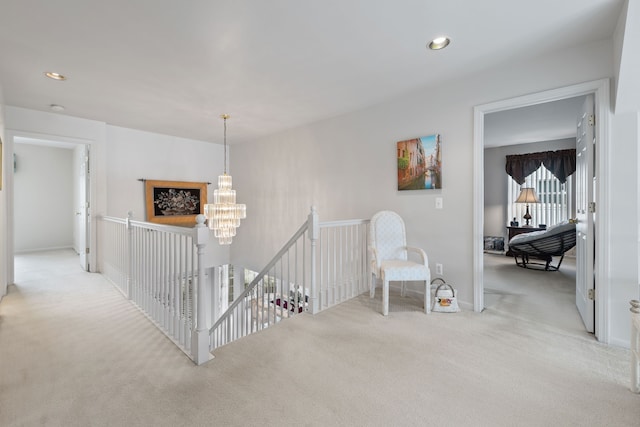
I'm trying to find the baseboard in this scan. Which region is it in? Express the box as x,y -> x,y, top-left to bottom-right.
386,283 -> 473,311
608,336 -> 630,349
14,246 -> 75,254
483,250 -> 505,256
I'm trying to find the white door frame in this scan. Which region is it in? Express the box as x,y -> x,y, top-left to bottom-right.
4,129 -> 96,284
473,78 -> 611,343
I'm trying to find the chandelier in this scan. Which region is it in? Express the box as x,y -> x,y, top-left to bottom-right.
204,114 -> 246,245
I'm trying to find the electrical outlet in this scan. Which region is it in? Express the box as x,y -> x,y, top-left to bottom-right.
435,263 -> 443,275
435,197 -> 443,209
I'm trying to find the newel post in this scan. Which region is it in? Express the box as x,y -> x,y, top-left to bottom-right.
192,214 -> 212,365
125,211 -> 133,300
308,206 -> 319,314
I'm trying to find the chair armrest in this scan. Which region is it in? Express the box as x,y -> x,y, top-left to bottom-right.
406,246 -> 428,266
368,245 -> 381,275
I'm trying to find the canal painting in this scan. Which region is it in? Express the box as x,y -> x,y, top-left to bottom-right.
397,134 -> 442,190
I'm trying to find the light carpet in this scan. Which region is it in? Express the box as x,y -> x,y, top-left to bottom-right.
483,253 -> 588,337
1,250 -> 638,426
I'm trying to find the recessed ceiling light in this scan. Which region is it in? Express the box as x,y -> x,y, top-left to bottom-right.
44,71 -> 67,81
50,104 -> 65,112
428,36 -> 450,50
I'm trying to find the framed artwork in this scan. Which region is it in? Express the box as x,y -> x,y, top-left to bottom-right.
144,180 -> 207,225
397,134 -> 441,190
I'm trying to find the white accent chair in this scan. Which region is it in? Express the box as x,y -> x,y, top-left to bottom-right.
369,210 -> 431,316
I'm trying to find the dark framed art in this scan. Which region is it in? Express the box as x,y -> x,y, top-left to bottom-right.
144,180 -> 207,225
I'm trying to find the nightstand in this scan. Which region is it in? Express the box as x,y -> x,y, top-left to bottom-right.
506,226 -> 545,256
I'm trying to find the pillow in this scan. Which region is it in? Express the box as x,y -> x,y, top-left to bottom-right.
509,221 -> 576,245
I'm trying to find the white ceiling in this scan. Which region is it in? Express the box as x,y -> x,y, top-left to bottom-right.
0,0 -> 624,145
484,96 -> 587,148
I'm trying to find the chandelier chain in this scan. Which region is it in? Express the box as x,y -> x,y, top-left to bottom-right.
223,116 -> 228,175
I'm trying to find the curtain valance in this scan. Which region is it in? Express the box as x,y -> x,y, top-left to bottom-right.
505,149 -> 576,184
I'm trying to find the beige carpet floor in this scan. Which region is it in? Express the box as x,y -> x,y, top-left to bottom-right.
1,250 -> 639,426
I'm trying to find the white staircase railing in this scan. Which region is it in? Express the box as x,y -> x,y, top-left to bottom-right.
210,207 -> 370,351
315,218 -> 370,312
209,220 -> 309,350
98,207 -> 370,363
99,213 -> 211,364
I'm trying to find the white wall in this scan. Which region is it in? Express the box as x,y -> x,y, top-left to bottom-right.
13,144 -> 74,252
105,125 -> 230,265
4,108 -> 232,274
606,1 -> 640,346
0,86 -> 6,298
231,39 -> 615,309
5,107 -> 107,275
614,0 -> 640,113
484,138 -> 576,238
608,111 -> 639,346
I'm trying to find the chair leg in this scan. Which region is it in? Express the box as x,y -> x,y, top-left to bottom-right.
383,279 -> 389,316
424,280 -> 431,314
370,274 -> 376,298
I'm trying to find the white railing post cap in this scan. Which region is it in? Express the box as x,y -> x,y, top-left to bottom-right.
195,214 -> 208,244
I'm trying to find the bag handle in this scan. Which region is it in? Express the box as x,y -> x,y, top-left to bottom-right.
435,283 -> 455,295
431,277 -> 455,296
430,277 -> 446,286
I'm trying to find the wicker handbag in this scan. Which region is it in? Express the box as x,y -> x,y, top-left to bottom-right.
431,278 -> 460,313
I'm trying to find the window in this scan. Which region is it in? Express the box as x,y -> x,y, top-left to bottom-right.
508,165 -> 573,227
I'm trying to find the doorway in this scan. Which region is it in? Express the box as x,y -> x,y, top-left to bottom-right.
6,133 -> 93,285
481,96 -> 586,335
472,79 -> 611,343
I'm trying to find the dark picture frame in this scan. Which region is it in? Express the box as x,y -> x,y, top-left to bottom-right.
144,180 -> 207,226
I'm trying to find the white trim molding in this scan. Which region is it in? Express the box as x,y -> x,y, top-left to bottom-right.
473,79 -> 611,344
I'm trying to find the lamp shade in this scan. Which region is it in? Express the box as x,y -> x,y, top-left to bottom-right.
515,187 -> 540,204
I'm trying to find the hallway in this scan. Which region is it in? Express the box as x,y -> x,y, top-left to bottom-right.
1,250 -> 638,426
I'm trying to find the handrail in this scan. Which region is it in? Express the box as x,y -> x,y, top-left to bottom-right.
100,209 -> 371,361
98,214 -> 211,364
319,219 -> 369,228
100,215 -> 127,225
209,220 -> 309,333
100,215 -> 196,236
209,208 -> 370,352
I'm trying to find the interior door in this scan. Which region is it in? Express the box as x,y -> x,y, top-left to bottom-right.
77,145 -> 90,271
575,95 -> 595,333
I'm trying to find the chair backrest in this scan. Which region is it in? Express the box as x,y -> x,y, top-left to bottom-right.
370,211 -> 408,261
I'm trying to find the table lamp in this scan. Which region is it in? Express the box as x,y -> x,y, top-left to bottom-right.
515,187 -> 539,226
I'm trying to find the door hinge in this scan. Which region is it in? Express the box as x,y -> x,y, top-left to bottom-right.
588,202 -> 596,213
86,248 -> 90,254
588,289 -> 595,300
588,114 -> 595,126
